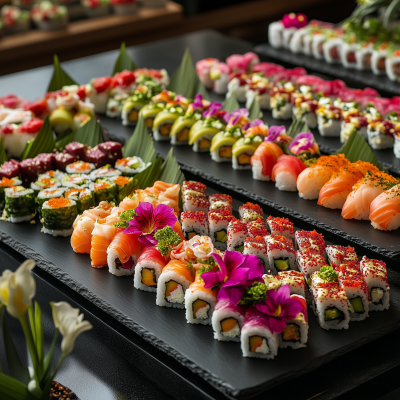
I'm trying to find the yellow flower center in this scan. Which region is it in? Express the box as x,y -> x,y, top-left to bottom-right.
274,305 -> 282,317
0,285 -> 9,305
224,276 -> 228,283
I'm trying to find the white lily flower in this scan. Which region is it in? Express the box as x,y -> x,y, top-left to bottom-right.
50,301 -> 93,356
0,260 -> 36,319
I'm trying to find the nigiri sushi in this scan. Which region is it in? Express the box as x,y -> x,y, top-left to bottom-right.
317,165 -> 363,209
73,201 -> 114,225
297,154 -> 349,200
251,141 -> 284,181
90,218 -> 117,268
271,155 -> 307,191
71,216 -> 95,254
119,190 -> 143,212
370,184 -> 400,231
342,171 -> 398,220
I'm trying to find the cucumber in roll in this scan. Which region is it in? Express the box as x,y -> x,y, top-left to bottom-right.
65,188 -> 95,214
61,173 -> 91,188
42,197 -> 78,236
115,156 -> 151,177
3,186 -> 36,223
90,178 -> 117,204
89,164 -> 121,181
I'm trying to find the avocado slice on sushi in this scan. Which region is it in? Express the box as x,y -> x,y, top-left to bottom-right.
234,243 -> 244,253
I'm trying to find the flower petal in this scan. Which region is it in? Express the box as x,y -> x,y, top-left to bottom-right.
218,286 -> 244,305
202,271 -> 222,289
139,234 -> 158,247
211,252 -> 227,277
152,204 -> 177,232
223,269 -> 249,287
267,316 -> 287,334
283,299 -> 302,320
224,250 -> 245,275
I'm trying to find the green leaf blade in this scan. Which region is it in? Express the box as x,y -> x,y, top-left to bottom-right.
74,117 -> 103,149
34,302 -> 44,366
222,93 -> 240,114
21,117 -> 55,160
286,115 -> 309,138
135,157 -> 162,189
112,43 -> 137,75
0,137 -> 8,164
247,97 -> 263,121
159,148 -> 185,186
47,55 -> 78,93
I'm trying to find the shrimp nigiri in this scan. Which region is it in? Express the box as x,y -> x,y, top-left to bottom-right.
297,154 -> 349,200
342,172 -> 398,220
271,155 -> 306,191
318,165 -> 363,209
251,141 -> 283,181
369,184 -> 400,230
71,216 -> 95,254
90,218 -> 117,268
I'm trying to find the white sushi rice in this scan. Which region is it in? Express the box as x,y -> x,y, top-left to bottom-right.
241,323 -> 279,359
192,134 -> 214,152
371,49 -> 388,75
386,54 -> 400,81
394,134 -> 400,159
208,214 -> 230,251
115,156 -> 150,175
182,214 -> 208,239
61,174 -> 91,188
245,90 -> 271,110
355,44 -> 373,71
272,103 -> 292,120
210,147 -> 232,163
232,154 -> 252,171
212,301 -> 244,342
226,78 -> 247,103
8,214 -> 36,223
317,115 -> 341,137
153,118 -> 176,141
279,313 -> 308,349
340,42 -> 358,69
289,26 -> 309,53
90,167 -> 121,181
252,159 -> 270,181
274,171 -> 298,192
133,257 -> 163,290
107,249 -> 137,277
367,128 -> 394,150
213,74 -> 229,95
87,89 -> 109,114
268,21 -> 284,49
184,289 -> 216,325
282,27 -> 297,49
323,37 -> 343,64
156,271 -> 193,309
43,227 -> 73,237
311,33 -> 325,60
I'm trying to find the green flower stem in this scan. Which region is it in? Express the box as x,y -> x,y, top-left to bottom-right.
51,354 -> 65,380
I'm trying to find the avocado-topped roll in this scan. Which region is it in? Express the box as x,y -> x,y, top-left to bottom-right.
3,186 -> 36,223
115,156 -> 150,177
42,197 -> 78,237
0,177 -> 21,210
89,164 -> 121,181
188,102 -> 225,152
36,187 -> 67,217
139,90 -> 176,128
90,178 -> 117,204
31,175 -> 60,194
232,135 -> 262,170
66,161 -> 95,175
64,188 -> 95,214
61,174 -> 91,189
112,175 -> 136,202
170,94 -> 210,145
153,95 -> 190,141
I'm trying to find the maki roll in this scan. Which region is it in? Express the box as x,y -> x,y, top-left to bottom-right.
182,180 -> 207,195
340,32 -> 359,69
0,177 -> 21,210
30,174 -> 60,193
209,193 -> 233,213
212,299 -> 246,342
292,95 -> 318,129
42,197 -> 78,237
156,259 -> 195,309
268,20 -> 285,49
139,90 -> 175,128
297,249 -> 326,281
196,58 -> 219,89
247,218 -> 269,238
322,30 -> 344,64
61,174 -> 91,188
244,236 -> 269,272
66,161 -> 95,175
208,210 -> 234,250
226,73 -> 249,103
64,188 -> 95,214
270,84 -> 295,120
134,247 -> 167,290
311,266 -> 350,330
326,245 -> 357,267
317,105 -> 342,137
340,110 -> 368,142
182,193 -> 209,213
90,178 -> 117,204
295,230 -> 326,258
112,176 -> 136,203
267,216 -> 294,242
241,307 -> 279,359
360,256 -> 390,311
106,92 -> 130,119
371,43 -> 389,76
89,164 -> 121,181
210,62 -> 231,95
3,186 -> 36,223
278,271 -> 306,297
185,271 -> 218,325
367,119 -> 395,150
86,76 -> 113,114
386,48 -> 400,81
181,211 -> 208,239
170,95 -> 209,145
115,157 -> 150,177
355,42 -> 374,71
239,202 -> 264,223
36,187 -> 67,218
245,74 -> 272,110
232,134 -> 262,171
251,141 -> 284,181
227,218 -> 248,253
266,234 -> 296,274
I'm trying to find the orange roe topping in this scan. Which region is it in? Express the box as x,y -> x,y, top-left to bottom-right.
48,197 -> 70,208
48,171 -> 56,177
267,216 -> 293,234
267,234 -> 295,253
116,158 -> 129,166
70,162 -> 91,171
181,210 -> 207,223
244,236 -> 267,252
209,193 -> 232,204
239,202 -> 263,215
94,182 -> 110,191
228,219 -> 248,235
0,177 -> 15,187
114,176 -> 130,186
296,230 -> 325,253
182,180 -> 207,194
39,177 -> 54,186
208,209 -> 234,222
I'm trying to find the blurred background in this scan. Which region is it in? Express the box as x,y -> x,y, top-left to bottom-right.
0,0 -> 356,75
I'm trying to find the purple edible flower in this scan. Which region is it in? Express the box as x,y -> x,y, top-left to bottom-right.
223,108 -> 249,126
282,13 -> 308,29
202,102 -> 223,119
264,125 -> 286,142
289,132 -> 319,155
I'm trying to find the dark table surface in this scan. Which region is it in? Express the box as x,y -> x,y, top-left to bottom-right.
1,30 -> 400,399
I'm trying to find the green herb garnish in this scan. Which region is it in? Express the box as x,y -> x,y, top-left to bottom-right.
154,226 -> 181,256
239,282 -> 268,306
114,209 -> 136,229
318,265 -> 338,282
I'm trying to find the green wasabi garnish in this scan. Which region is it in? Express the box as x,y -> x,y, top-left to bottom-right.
239,282 -> 267,306
318,265 -> 338,282
114,209 -> 136,229
154,226 -> 181,256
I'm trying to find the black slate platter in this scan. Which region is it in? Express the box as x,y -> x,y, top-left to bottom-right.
1,218 -> 400,399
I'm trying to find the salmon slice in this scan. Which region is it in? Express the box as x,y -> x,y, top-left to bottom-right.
90,220 -> 117,268
71,216 -> 94,254
370,184 -> 400,230
108,231 -> 142,264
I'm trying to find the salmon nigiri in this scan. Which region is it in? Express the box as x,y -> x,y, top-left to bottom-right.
73,201 -> 114,227
107,230 -> 141,276
297,154 -> 349,200
352,161 -> 380,175
251,141 -> 284,181
90,219 -> 117,268
342,171 -> 398,220
370,184 -> 400,230
119,190 -> 144,212
71,216 -> 95,254
271,155 -> 306,191
318,165 -> 363,209
145,181 -> 181,213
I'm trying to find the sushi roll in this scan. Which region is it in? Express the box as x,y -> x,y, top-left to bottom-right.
212,299 -> 246,342
278,271 -> 306,297
295,230 -> 326,258
232,135 -> 262,170
210,62 -> 231,95
139,90 -> 175,129
245,75 -> 271,110
182,192 -> 209,213
311,30 -> 327,60
90,178 -> 117,204
185,271 -> 218,325
112,176 -> 136,203
181,211 -> 208,240
369,184 -> 400,231
182,180 -> 207,196
342,171 -> 398,221
340,36 -> 358,69
296,249 -> 326,280
209,193 -> 233,213
196,58 -> 219,89
268,20 -> 285,48
3,186 -> 36,223
36,187 -> 66,217
226,73 -> 249,103
367,119 -> 395,150
115,156 -> 150,177
42,197 -> 78,237
61,174 -> 91,189
340,111 -> 368,143
210,130 -> 242,163
106,92 -> 130,119
85,76 -> 113,114
355,42 -> 374,71
280,294 -> 308,349
208,210 -> 234,250
326,245 -> 357,267
66,161 -> 95,175
227,218 -> 248,253
292,97 -> 318,129
288,132 -> 320,162
251,141 -> 284,181
335,262 -> 369,321
360,256 -> 390,311
266,234 -> 296,274
89,164 -> 121,181
271,155 -> 307,192
156,260 -> 195,309
244,236 -> 269,272
64,188 -> 95,214
247,218 -> 269,238
317,105 -> 342,137
290,26 -> 310,53
385,48 -> 400,81
371,43 -> 389,76
323,31 -> 343,64
0,177 -> 22,210
31,175 -> 60,193
133,247 -> 167,289
267,216 -> 294,242
241,307 -> 279,359
239,202 -> 264,223
311,266 -> 350,330
270,85 -> 295,120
